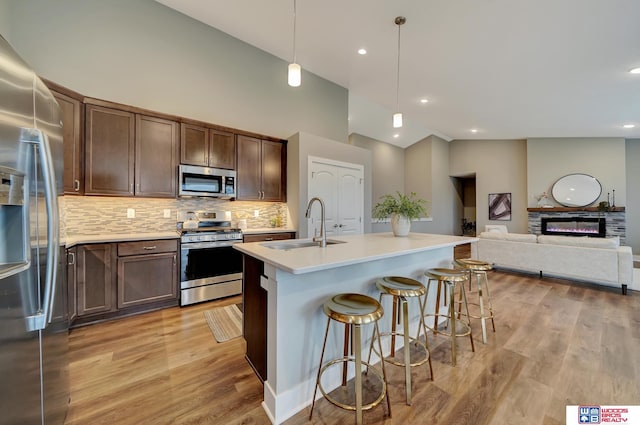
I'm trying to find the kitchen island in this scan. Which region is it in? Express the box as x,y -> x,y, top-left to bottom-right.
234,232 -> 476,424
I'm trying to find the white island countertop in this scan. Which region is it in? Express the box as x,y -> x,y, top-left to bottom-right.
234,232 -> 477,275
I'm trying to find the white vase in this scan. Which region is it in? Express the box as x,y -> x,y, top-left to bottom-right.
391,214 -> 411,236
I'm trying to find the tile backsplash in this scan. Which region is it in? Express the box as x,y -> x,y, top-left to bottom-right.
63,196 -> 289,236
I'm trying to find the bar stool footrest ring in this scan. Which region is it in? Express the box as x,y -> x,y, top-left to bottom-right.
371,331 -> 430,368
317,357 -> 386,412
423,313 -> 472,337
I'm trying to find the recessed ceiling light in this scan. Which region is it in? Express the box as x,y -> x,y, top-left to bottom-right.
357,48 -> 367,55
470,129 -> 478,133
629,67 -> 640,74
393,134 -> 400,138
420,98 -> 429,104
623,124 -> 635,128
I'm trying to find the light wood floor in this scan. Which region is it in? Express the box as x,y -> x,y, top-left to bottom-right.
64,271 -> 640,425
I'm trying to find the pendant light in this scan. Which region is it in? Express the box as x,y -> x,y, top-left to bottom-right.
393,16 -> 406,128
288,0 -> 301,87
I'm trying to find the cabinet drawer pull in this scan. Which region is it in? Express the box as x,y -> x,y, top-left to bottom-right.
143,246 -> 157,250
74,179 -> 80,191
67,251 -> 75,265
264,237 -> 274,241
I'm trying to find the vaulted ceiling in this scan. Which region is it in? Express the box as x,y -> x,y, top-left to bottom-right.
156,0 -> 640,147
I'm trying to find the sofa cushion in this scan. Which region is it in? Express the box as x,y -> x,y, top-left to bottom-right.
479,232 -> 537,242
479,231 -> 507,240
537,235 -> 620,249
504,233 -> 538,243
485,225 -> 508,233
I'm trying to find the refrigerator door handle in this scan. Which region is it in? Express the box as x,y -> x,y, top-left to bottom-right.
22,128 -> 59,331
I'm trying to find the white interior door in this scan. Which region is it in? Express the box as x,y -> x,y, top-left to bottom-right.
308,157 -> 364,237
336,167 -> 363,234
308,162 -> 338,237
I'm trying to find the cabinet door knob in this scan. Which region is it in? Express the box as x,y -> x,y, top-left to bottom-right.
67,251 -> 76,265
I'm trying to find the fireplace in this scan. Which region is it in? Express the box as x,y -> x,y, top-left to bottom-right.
541,217 -> 606,238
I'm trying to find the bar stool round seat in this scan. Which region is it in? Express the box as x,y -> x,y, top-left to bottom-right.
368,276 -> 433,406
310,293 -> 391,425
453,258 -> 496,344
423,268 -> 475,366
454,258 -> 492,272
323,293 -> 384,325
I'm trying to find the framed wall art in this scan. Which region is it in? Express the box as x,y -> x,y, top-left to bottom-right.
488,192 -> 511,221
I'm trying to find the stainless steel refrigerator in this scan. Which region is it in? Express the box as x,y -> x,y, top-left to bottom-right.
0,35 -> 69,425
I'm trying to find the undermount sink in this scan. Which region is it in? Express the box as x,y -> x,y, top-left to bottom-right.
261,239 -> 346,250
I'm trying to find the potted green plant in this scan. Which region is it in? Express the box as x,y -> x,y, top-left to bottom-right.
372,191 -> 428,236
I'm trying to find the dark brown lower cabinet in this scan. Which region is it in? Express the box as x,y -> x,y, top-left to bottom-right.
242,254 -> 267,382
117,240 -> 178,309
241,232 -> 294,380
77,243 -> 116,317
72,239 -> 179,325
67,247 -> 77,323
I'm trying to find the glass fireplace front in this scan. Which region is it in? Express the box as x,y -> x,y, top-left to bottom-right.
541,217 -> 606,238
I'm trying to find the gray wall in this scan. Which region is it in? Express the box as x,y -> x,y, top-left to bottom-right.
0,0 -> 9,38
349,133 -> 404,233
626,139 -> 640,254
5,0 -> 347,143
449,139 -> 528,234
527,138 -> 627,207
405,136 -> 458,235
287,132 -> 372,238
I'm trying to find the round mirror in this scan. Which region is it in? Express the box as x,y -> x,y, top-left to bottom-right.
551,173 -> 601,207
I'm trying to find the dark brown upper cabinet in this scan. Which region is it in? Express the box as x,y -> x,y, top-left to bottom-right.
236,135 -> 286,202
85,104 -> 135,196
85,103 -> 178,198
135,115 -> 179,197
180,123 -> 235,170
51,90 -> 84,195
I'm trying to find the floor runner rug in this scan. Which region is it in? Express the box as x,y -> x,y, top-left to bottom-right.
204,304 -> 242,342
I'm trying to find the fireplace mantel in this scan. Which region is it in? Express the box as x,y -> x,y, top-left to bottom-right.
527,207 -> 625,212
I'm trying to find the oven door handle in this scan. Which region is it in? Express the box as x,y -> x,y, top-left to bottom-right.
181,240 -> 241,250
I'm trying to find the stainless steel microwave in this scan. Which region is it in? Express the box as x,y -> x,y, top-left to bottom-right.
178,165 -> 236,199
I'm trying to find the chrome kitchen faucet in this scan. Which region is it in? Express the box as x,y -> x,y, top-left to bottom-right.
305,197 -> 327,247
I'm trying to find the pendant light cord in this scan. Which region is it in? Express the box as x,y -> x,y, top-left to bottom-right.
292,0 -> 297,63
396,21 -> 401,112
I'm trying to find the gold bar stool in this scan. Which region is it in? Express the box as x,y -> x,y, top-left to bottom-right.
367,276 -> 433,406
310,293 -> 391,424
453,258 -> 496,344
422,268 -> 475,366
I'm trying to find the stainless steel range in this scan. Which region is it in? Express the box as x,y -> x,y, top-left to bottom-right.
178,211 -> 243,306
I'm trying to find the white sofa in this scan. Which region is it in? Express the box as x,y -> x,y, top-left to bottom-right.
472,226 -> 634,294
